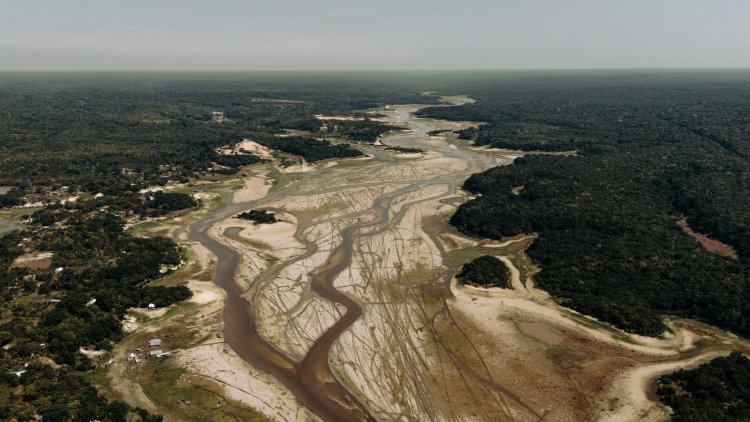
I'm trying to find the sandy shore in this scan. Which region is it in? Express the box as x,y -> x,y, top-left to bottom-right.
115,96 -> 750,422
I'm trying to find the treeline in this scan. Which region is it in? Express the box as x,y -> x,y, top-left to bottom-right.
254,136 -> 362,162
0,73 -> 435,197
30,191 -> 197,224
237,209 -> 277,224
144,191 -> 198,217
0,188 -> 26,207
0,204 -> 189,418
3,209 -> 191,364
657,352 -> 750,421
321,120 -> 402,143
0,363 -> 161,421
421,72 -> 750,337
456,256 -> 510,288
0,73 -> 445,419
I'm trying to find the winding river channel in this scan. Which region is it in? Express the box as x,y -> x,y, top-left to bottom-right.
167,95 -> 749,422
179,97 -> 499,420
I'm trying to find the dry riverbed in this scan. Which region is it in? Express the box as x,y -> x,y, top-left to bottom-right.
101,96 -> 748,422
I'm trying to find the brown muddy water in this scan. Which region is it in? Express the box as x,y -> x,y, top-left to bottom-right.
179,97 -> 500,421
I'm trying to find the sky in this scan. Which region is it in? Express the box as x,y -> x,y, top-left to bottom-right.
1,0 -> 749,71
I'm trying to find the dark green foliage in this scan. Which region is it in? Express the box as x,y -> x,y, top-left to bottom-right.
0,71 -> 431,418
322,120 -> 402,142
657,352 -> 750,421
6,211 -> 189,363
213,152 -> 264,168
0,72 -> 435,194
0,362 -> 161,421
237,209 -> 277,224
0,188 -> 25,207
140,285 -> 192,307
0,72 -> 439,418
456,256 -> 510,288
144,191 -> 198,217
437,72 -> 750,336
0,207 -> 189,417
385,145 -> 423,153
0,230 -> 24,268
254,136 -> 362,162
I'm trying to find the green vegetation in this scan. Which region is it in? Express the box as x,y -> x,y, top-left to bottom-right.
0,363 -> 162,421
417,72 -> 750,337
0,72 -> 440,418
253,136 -> 362,162
0,205 -> 190,418
237,210 -> 277,224
144,192 -> 198,217
385,145 -> 423,154
657,352 -> 750,421
138,360 -> 268,421
0,72 -> 435,197
4,70 -> 750,419
319,119 -> 402,142
456,256 -> 510,288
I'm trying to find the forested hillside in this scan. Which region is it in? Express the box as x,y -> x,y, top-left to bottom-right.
418,72 -> 750,337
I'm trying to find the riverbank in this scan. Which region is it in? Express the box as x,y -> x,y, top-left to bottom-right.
102,95 -> 749,422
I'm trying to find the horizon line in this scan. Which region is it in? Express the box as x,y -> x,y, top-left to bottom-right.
1,67 -> 750,73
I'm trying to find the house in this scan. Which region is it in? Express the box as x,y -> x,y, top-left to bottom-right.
147,338 -> 162,348
211,111 -> 225,123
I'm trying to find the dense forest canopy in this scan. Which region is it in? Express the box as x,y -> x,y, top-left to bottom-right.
0,72 -> 442,419
236,209 -> 277,225
415,71 -> 750,337
0,72 -> 431,198
456,256 -> 511,288
657,352 -> 750,421
2,70 -> 750,419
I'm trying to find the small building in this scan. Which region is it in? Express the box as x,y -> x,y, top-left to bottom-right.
127,352 -> 137,361
148,349 -> 163,357
147,338 -> 162,348
85,298 -> 97,307
54,267 -> 64,275
147,303 -> 156,310
211,111 -> 226,123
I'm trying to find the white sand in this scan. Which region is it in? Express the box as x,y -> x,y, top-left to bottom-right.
233,172 -> 272,203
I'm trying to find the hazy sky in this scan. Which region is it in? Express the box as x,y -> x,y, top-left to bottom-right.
1,0 -> 749,70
